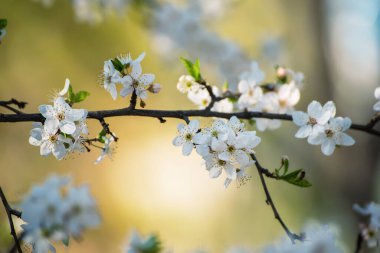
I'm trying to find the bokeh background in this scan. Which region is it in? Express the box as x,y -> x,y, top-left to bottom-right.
0,0 -> 380,252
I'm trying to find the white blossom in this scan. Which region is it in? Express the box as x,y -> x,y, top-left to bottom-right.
237,79 -> 263,110
188,88 -> 211,109
308,117 -> 355,156
177,75 -> 200,93
354,202 -> 380,229
39,96 -> 87,135
102,60 -> 121,100
20,175 -> 100,253
94,135 -> 116,164
172,120 -> 208,156
292,101 -> 336,140
374,87 -> 380,111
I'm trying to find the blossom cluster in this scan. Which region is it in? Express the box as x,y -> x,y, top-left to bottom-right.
173,116 -> 261,188
292,100 -> 355,156
19,175 -> 100,253
177,63 -> 304,131
29,79 -> 89,160
101,52 -> 161,102
354,202 -> 380,248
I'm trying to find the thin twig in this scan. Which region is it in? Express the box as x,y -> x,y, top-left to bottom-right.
0,187 -> 23,253
250,153 -> 304,244
98,118 -> 119,141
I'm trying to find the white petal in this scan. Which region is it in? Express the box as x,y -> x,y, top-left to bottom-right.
44,119 -> 59,134
321,139 -> 336,156
53,143 -> 67,160
307,101 -> 322,119
131,62 -> 142,79
60,120 -> 76,135
335,132 -> 355,146
196,144 -> 209,157
172,136 -> 185,146
295,125 -> 312,138
59,78 -> 71,96
218,151 -> 230,161
188,120 -> 200,133
318,101 -> 336,124
225,166 -> 237,180
375,87 -> 380,99
66,109 -> 86,121
238,80 -> 249,93
108,84 -> 118,100
120,86 -> 134,97
193,132 -> 210,145
54,97 -> 71,112
137,89 -> 148,100
234,150 -> 250,166
209,166 -> 222,178
29,129 -> 42,146
307,132 -> 325,145
211,138 -> 227,152
39,105 -> 55,118
40,142 -> 52,156
292,111 -> 309,126
119,75 -> 133,86
139,74 -> 155,85
182,142 -> 193,156
373,101 -> 380,111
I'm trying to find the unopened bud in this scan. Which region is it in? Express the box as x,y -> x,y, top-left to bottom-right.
148,83 -> 161,93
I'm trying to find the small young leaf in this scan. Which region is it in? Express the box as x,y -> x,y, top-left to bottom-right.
180,57 -> 202,81
280,169 -> 312,187
139,235 -> 161,253
0,19 -> 7,29
74,91 -> 90,103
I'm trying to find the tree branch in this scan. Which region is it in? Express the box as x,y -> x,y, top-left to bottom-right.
354,232 -> 363,253
0,99 -> 27,114
0,187 -> 23,253
0,107 -> 379,136
250,153 -> 304,244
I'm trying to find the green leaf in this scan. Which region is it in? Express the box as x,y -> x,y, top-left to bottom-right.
111,58 -> 124,72
279,169 -> 312,187
62,237 -> 70,247
74,90 -> 90,103
68,85 -> 75,103
138,235 -> 162,253
180,57 -> 201,81
0,19 -> 7,29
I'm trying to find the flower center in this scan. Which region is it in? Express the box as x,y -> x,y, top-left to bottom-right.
132,79 -> 139,89
308,117 -> 317,126
185,133 -> 192,141
279,99 -> 287,108
325,129 -> 334,138
227,145 -> 235,153
49,135 -> 58,143
217,159 -> 226,166
202,99 -> 209,106
186,81 -> 192,88
57,113 -> 65,121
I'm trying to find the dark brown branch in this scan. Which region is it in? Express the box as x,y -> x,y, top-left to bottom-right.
354,232 -> 363,253
98,118 -> 119,141
250,153 -> 304,244
0,99 -> 27,114
0,108 -> 379,136
0,187 -> 23,253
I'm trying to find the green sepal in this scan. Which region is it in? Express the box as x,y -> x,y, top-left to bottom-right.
111,58 -> 124,72
180,57 -> 201,82
97,129 -> 107,143
68,85 -> 76,103
0,19 -> 7,29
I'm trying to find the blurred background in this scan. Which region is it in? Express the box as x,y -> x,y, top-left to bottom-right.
0,0 -> 379,252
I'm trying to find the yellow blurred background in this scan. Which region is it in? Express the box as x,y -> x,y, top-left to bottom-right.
0,0 -> 379,252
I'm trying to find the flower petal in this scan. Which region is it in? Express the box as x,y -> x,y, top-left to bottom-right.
172,136 -> 185,146
307,100 -> 322,119
321,139 -> 336,156
292,111 -> 309,126
209,166 -> 222,178
53,142 -> 67,160
182,141 -> 193,156
188,120 -> 200,133
139,74 -> 155,85
44,118 -> 59,135
39,105 -> 55,118
60,120 -> 76,135
295,125 -> 312,138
